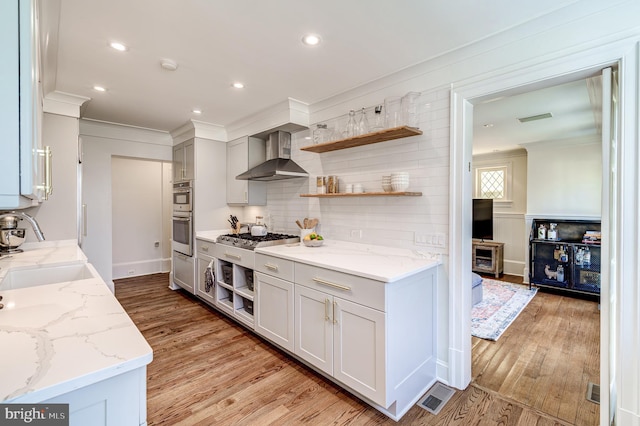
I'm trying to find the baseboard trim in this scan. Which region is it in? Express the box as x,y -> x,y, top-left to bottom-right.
113,258 -> 171,280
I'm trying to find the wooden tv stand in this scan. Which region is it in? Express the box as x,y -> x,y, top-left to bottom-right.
472,239 -> 504,278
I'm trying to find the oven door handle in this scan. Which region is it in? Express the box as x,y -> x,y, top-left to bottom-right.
173,217 -> 191,222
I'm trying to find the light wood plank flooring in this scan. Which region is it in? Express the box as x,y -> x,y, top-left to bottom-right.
472,274 -> 600,425
115,273 -> 598,425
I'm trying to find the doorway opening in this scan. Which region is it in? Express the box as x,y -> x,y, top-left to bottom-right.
469,75 -> 603,424
450,58 -> 620,426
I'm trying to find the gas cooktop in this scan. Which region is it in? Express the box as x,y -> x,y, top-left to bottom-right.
216,232 -> 300,250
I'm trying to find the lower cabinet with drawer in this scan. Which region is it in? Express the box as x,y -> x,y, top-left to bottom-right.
193,246 -> 438,421
295,282 -> 385,406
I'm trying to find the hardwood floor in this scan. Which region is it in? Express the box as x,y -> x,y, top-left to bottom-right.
473,273 -> 600,425
115,272 -> 597,425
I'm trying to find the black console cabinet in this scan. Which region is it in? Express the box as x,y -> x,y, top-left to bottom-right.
529,218 -> 601,296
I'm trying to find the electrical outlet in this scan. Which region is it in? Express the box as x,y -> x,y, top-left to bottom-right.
127,270 -> 135,276
434,233 -> 446,248
350,229 -> 362,238
154,241 -> 160,248
414,233 -> 432,245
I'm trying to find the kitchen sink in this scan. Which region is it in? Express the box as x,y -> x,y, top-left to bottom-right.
0,263 -> 98,290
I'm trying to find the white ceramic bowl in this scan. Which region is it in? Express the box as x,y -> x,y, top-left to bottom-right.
303,238 -> 324,247
391,182 -> 409,192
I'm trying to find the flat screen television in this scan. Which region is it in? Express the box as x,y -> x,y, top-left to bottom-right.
472,198 -> 493,241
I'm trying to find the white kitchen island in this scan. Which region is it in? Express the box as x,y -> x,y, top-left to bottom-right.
0,241 -> 153,426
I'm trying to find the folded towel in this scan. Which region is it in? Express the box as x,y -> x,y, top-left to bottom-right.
205,260 -> 215,292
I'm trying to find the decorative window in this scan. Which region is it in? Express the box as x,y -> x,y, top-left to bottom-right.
475,165 -> 509,201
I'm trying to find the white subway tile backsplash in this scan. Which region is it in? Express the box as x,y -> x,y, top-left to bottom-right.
259,87 -> 451,250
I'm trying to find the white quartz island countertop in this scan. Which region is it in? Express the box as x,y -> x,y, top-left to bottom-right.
0,241 -> 153,403
255,240 -> 441,282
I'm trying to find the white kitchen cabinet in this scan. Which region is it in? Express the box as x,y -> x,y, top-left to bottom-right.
172,250 -> 195,293
226,136 -> 266,205
43,368 -> 147,426
255,272 -> 295,352
0,0 -> 49,209
294,279 -> 386,405
173,139 -> 195,182
195,239 -> 216,305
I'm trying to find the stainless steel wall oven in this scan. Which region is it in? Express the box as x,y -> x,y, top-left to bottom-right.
172,181 -> 193,256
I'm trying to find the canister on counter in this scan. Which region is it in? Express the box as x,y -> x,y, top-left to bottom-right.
327,175 -> 339,194
317,176 -> 326,194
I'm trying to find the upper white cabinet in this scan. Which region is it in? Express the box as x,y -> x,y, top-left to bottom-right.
226,136 -> 266,205
0,0 -> 49,209
173,139 -> 195,182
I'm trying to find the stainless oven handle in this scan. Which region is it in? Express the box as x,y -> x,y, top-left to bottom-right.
173,217 -> 191,222
224,252 -> 242,261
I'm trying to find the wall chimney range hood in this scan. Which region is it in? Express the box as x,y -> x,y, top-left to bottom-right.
236,131 -> 309,181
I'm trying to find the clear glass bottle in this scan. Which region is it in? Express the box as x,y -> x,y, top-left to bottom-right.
344,110 -> 357,138
556,265 -> 564,282
313,124 -> 328,144
356,108 -> 369,136
583,247 -> 591,267
371,105 -> 384,131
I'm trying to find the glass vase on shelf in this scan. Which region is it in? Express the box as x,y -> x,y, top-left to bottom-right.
371,105 -> 384,131
356,108 -> 369,136
344,110 -> 357,138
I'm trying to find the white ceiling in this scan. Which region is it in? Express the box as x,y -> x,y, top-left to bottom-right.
44,0 -> 583,134
472,77 -> 601,155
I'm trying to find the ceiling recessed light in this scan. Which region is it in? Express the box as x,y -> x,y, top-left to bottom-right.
160,59 -> 178,71
192,109 -> 202,115
302,34 -> 321,46
232,82 -> 245,89
109,42 -> 127,51
93,85 -> 107,92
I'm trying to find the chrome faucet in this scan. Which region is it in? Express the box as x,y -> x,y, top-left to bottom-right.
0,212 -> 45,241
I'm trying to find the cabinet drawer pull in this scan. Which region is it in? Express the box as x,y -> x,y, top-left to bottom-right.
224,252 -> 241,260
313,277 -> 351,291
333,301 -> 338,324
264,263 -> 279,271
202,245 -> 209,252
325,298 -> 330,321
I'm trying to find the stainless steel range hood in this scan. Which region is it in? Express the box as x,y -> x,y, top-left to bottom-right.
236,131 -> 309,181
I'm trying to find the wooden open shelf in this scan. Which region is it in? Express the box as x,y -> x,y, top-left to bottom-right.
300,126 -> 423,153
300,191 -> 422,198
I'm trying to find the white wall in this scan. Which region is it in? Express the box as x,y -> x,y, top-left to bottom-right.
111,157 -> 172,279
80,120 -> 173,290
525,135 -> 602,217
472,149 -> 528,276
23,113 -> 79,243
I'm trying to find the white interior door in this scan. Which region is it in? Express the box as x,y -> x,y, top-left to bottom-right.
599,66 -> 617,426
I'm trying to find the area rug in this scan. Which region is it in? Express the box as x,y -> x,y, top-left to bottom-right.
471,278 -> 537,341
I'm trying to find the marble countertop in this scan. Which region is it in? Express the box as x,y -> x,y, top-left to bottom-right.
195,229 -> 229,243
0,240 -> 87,281
256,240 -> 440,282
0,242 -> 153,403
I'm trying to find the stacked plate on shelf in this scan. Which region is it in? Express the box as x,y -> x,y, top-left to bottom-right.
382,175 -> 392,192
391,172 -> 409,192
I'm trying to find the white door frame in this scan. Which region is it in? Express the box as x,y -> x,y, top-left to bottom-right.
449,38 -> 640,425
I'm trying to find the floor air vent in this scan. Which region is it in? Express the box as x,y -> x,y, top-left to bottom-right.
417,382 -> 455,415
587,382 -> 600,404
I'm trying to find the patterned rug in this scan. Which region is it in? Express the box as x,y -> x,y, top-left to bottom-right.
471,278 -> 538,341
